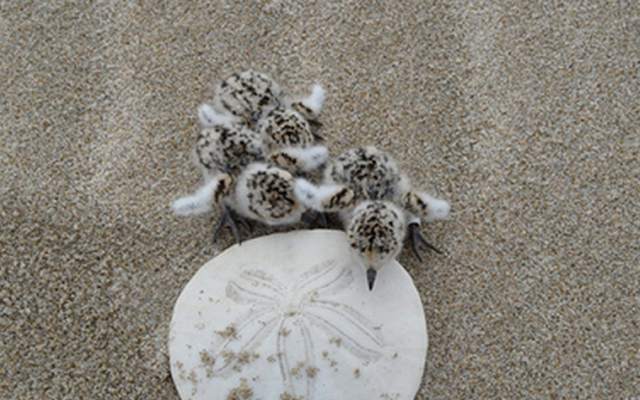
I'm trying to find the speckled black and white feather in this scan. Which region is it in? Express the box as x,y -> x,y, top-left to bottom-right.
347,200 -> 406,274
290,84 -> 326,121
214,70 -> 283,124
260,108 -> 315,149
324,146 -> 408,203
293,179 -> 355,213
172,173 -> 235,216
230,163 -> 304,226
193,121 -> 267,179
325,146 -> 449,222
258,85 -> 328,174
308,146 -> 450,289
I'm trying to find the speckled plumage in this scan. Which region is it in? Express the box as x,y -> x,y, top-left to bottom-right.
215,70 -> 283,124
173,161 -> 308,243
194,121 -> 267,178
232,163 -> 304,226
172,173 -> 235,216
258,85 -> 328,174
9,4 -> 638,399
260,108 -> 322,173
228,162 -> 357,228
402,190 -> 451,223
325,146 -> 407,203
319,146 -> 449,288
260,108 -> 314,149
294,179 -> 355,212
347,200 -> 406,273
175,78 -> 327,239
326,146 -> 449,222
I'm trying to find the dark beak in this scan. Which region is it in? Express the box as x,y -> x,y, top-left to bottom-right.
367,268 -> 377,291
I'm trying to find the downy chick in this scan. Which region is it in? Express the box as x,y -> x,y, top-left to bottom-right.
299,146 -> 449,289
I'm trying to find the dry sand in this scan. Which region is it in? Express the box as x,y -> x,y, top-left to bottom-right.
1,1 -> 638,399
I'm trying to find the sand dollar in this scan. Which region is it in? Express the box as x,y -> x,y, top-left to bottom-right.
169,230 -> 427,400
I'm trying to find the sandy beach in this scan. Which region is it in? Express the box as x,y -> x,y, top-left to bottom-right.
1,1 -> 638,398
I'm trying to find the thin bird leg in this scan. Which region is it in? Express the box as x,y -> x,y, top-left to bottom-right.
317,211 -> 328,228
307,118 -> 323,128
302,210 -> 328,229
406,222 -> 442,262
310,129 -> 325,141
234,211 -> 253,231
213,206 -> 242,245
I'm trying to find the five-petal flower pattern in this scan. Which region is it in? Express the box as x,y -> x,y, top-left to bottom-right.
207,259 -> 385,399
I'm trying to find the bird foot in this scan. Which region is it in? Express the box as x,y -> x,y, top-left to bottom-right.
310,128 -> 325,141
302,209 -> 328,229
213,207 -> 243,245
307,118 -> 324,128
406,222 -> 442,262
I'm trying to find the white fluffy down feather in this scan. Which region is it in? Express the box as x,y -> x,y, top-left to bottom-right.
419,194 -> 450,222
197,103 -> 238,127
172,179 -> 220,216
300,84 -> 326,115
294,179 -> 345,211
278,145 -> 329,172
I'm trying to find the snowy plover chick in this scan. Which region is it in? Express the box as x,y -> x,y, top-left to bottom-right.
325,146 -> 449,246
295,176 -> 401,290
347,201 -> 406,290
259,85 -> 328,175
174,161 -> 353,243
174,114 -> 268,243
297,180 -> 406,290
300,146 -> 449,289
199,70 -> 324,129
193,120 -> 267,179
325,146 -> 405,203
200,71 -> 329,175
232,163 -> 304,226
198,70 -> 283,127
172,163 -> 294,243
231,162 -> 354,227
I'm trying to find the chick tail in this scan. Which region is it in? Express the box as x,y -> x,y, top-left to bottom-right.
404,191 -> 450,222
197,103 -> 237,127
172,180 -> 219,216
300,84 -> 326,116
270,145 -> 328,173
294,179 -> 354,212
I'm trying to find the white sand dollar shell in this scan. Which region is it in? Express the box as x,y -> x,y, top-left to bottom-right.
169,230 -> 427,400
